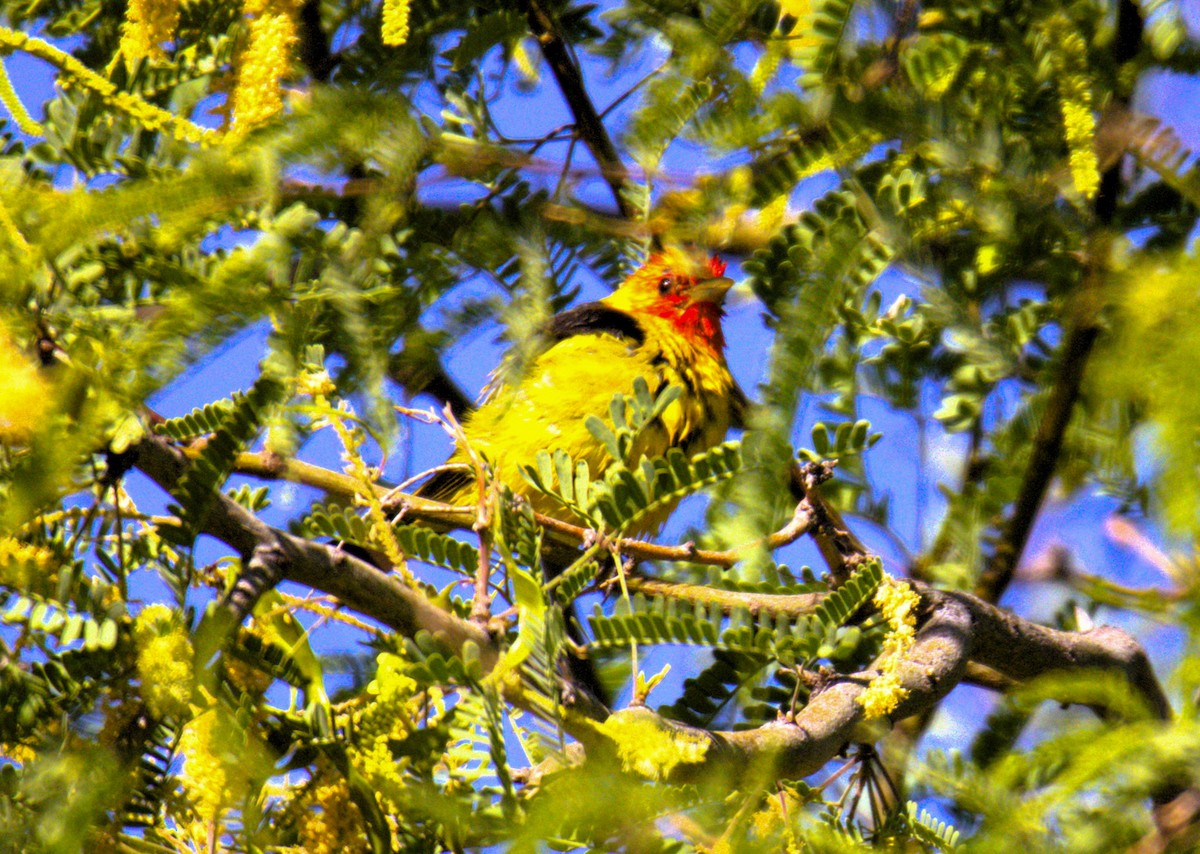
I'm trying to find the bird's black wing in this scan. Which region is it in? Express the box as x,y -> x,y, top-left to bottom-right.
413,466 -> 474,503
543,301 -> 646,346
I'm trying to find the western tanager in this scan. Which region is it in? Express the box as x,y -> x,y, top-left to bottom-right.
419,246 -> 744,532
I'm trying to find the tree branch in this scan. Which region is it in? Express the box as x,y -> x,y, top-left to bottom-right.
974,316 -> 1100,601
145,439 -> 1177,801
518,0 -> 635,219
974,0 -> 1143,602
584,586 -> 1172,789
624,573 -> 825,618
228,450 -> 817,571
133,435 -> 495,664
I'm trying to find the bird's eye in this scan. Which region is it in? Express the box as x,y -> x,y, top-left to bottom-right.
658,275 -> 673,295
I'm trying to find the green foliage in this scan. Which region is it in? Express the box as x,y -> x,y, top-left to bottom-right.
303,503 -> 482,578
167,370 -> 288,544
590,561 -> 883,670
523,384 -> 743,535
2,0 -> 1200,850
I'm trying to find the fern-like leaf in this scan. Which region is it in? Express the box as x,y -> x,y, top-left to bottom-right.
168,372 -> 287,544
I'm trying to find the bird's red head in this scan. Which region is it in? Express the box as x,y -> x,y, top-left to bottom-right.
605,248 -> 733,352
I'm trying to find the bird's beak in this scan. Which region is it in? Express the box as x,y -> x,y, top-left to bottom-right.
689,276 -> 734,305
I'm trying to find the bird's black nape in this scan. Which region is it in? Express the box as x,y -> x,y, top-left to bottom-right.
544,302 -> 646,346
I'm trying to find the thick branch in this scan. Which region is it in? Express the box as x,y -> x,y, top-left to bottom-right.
134,435 -> 495,664
588,586 -> 1172,788
603,592 -> 971,786
957,586 -> 1172,720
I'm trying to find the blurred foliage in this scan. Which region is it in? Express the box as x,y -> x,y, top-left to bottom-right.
1,0 -> 1200,850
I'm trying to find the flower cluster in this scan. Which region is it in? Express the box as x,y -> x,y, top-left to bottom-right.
1042,15 -> 1100,200
231,0 -> 301,133
0,28 -> 214,144
178,707 -> 236,824
0,535 -> 55,591
133,604 -> 194,719
178,700 -> 271,824
596,706 -> 710,782
351,652 -> 419,789
292,764 -> 369,854
856,574 -> 920,720
381,0 -> 411,47
119,0 -> 180,66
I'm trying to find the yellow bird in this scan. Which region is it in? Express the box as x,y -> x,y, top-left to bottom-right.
419,246 -> 744,534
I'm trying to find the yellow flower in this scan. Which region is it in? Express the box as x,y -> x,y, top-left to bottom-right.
133,604 -> 194,719
178,707 -> 232,823
0,27 -> 213,145
296,367 -> 336,398
0,535 -> 55,589
178,700 -> 272,824
231,2 -> 301,133
1061,94 -> 1099,200
295,768 -> 369,853
857,574 -> 920,719
381,0 -> 411,47
351,652 -> 419,789
597,706 -> 710,781
1042,16 -> 1099,200
119,0 -> 180,65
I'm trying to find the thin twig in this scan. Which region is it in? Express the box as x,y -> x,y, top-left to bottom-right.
974,0 -> 1141,604
229,449 -> 818,571
518,0 -> 635,219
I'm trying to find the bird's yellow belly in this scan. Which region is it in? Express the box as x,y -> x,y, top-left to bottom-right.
455,334 -> 733,536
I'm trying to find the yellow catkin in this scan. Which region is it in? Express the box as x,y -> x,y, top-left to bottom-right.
325,404 -> 413,585
351,653 -> 418,791
0,27 -> 213,145
596,707 -> 710,781
295,770 -> 369,854
856,575 -> 919,719
231,1 -> 301,133
1061,84 -> 1100,199
0,536 -> 56,594
1044,17 -> 1100,200
178,708 -> 232,824
381,0 -> 411,47
0,58 -> 42,135
119,0 -> 180,65
178,701 -> 269,824
133,604 -> 194,719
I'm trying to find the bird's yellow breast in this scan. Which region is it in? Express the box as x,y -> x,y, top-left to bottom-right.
447,318 -> 735,534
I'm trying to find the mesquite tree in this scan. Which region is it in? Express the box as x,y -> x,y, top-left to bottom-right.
1,0 -> 1198,850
